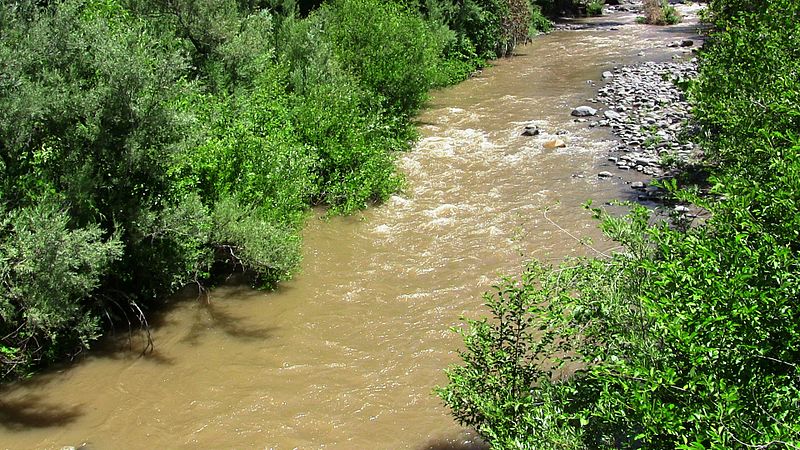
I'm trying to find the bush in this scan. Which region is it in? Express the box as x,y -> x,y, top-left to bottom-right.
211,197 -> 302,287
690,0 -> 800,169
639,0 -> 681,25
318,0 -> 446,116
0,0 -> 212,299
586,0 -> 603,16
0,199 -> 123,378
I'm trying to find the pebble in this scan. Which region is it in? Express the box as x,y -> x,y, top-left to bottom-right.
598,171 -> 614,178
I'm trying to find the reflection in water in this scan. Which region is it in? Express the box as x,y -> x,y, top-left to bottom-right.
0,12 -> 696,449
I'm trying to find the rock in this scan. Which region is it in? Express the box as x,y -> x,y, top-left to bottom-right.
675,205 -> 691,214
681,39 -> 694,47
543,139 -> 567,149
521,124 -> 540,136
667,41 -> 681,48
598,171 -> 613,178
571,105 -> 598,117
635,158 -> 653,166
631,181 -> 646,189
602,71 -> 614,79
603,110 -> 622,120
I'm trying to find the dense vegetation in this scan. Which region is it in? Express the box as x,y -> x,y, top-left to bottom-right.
439,0 -> 800,448
0,0 -> 565,379
639,0 -> 681,25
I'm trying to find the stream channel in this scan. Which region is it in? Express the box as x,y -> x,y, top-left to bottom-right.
0,8 -> 703,449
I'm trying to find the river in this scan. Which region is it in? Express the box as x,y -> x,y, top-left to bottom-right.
0,8 -> 703,449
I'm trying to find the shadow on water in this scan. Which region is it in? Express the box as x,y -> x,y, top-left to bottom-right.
0,393 -> 83,429
180,299 -> 277,346
559,19 -> 630,29
653,23 -> 710,39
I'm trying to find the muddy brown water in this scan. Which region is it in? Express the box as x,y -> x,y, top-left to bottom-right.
1,10 -> 703,450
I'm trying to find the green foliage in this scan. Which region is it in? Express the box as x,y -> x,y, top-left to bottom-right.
586,0 -> 603,16
290,81 -> 406,213
275,13 -> 406,212
640,0 -> 681,25
529,3 -> 553,32
317,0 -> 446,116
691,0 -> 800,169
0,0 -> 208,300
211,197 -> 301,286
0,199 -> 123,378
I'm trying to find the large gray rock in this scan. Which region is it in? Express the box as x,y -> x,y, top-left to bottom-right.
571,106 -> 598,117
521,124 -> 540,136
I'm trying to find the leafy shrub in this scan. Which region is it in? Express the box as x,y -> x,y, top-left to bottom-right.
0,199 -> 123,378
318,0 -> 446,116
529,3 -> 553,32
290,81 -> 406,214
211,197 -> 302,287
0,0 -> 208,301
690,0 -> 800,169
640,0 -> 681,25
586,0 -> 603,16
441,187 -> 800,448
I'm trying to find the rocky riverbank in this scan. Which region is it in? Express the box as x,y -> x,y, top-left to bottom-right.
588,59 -> 699,180
551,1 -> 707,200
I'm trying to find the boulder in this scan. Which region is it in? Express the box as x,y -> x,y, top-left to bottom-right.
571,106 -> 598,117
543,139 -> 567,149
521,124 -> 540,136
